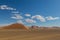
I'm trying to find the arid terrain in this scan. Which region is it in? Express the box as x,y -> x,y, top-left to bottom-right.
0,29 -> 60,40
0,0 -> 60,40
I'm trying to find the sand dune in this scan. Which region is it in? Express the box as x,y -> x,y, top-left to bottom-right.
1,23 -> 29,30
0,23 -> 60,40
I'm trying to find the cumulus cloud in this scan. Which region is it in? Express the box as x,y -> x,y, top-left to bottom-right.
46,16 -> 60,20
25,18 -> 36,23
0,5 -> 16,10
25,14 -> 31,17
17,20 -> 23,24
32,15 -> 46,22
11,14 -> 23,19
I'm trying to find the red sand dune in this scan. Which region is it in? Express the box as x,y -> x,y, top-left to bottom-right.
2,23 -> 29,30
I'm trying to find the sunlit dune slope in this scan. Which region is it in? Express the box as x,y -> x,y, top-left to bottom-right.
2,23 -> 29,30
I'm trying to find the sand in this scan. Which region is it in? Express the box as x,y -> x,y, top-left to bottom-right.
0,29 -> 60,40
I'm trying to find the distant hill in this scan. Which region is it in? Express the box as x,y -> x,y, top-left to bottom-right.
2,23 -> 29,30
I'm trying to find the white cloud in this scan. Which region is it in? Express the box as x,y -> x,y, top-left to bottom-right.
17,20 -> 24,24
0,5 -> 16,10
46,16 -> 59,20
11,14 -> 23,19
25,18 -> 36,23
25,14 -> 31,17
32,15 -> 46,22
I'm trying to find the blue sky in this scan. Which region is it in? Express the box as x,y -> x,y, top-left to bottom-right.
0,0 -> 60,27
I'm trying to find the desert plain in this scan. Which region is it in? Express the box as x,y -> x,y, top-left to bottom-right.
0,29 -> 60,40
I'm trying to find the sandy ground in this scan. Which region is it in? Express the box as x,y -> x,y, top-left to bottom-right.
0,29 -> 60,40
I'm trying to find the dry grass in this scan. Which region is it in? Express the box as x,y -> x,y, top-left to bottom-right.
0,29 -> 60,40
